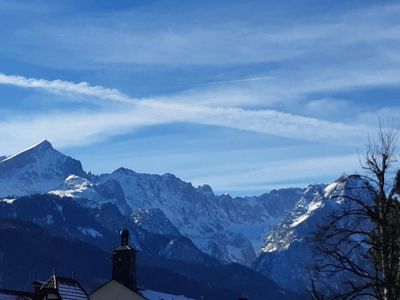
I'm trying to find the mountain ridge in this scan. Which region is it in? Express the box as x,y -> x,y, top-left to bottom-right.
0,140 -> 306,266
0,140 -> 368,295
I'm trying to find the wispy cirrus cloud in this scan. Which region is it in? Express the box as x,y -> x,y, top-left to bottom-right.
2,2 -> 400,111
0,72 -> 372,154
0,73 -> 132,103
6,3 -> 400,67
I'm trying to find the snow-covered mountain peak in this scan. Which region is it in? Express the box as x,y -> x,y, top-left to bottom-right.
254,175 -> 374,293
0,140 -> 86,197
1,139 -> 53,163
0,140 -> 84,174
28,139 -> 52,151
259,177 -> 369,256
323,175 -> 368,203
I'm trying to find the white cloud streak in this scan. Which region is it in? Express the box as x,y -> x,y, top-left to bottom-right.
0,73 -> 132,103
0,72 -> 372,154
198,76 -> 274,87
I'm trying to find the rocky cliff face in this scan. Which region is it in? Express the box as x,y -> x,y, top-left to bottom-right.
99,168 -> 304,265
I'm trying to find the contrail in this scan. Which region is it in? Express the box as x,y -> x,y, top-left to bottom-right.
199,76 -> 274,86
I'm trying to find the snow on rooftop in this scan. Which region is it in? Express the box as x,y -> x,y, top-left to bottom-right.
58,283 -> 88,300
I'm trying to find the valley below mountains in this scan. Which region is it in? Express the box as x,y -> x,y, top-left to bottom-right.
0,140 -> 362,298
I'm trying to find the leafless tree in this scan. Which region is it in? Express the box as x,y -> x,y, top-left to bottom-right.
310,124 -> 400,300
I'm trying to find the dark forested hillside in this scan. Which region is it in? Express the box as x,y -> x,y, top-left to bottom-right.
0,218 -> 294,299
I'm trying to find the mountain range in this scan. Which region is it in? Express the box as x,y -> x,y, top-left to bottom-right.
0,140 -> 363,297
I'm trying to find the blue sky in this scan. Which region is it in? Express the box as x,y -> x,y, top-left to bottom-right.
0,0 -> 399,195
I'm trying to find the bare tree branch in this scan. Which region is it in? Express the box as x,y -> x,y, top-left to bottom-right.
310,125 -> 400,300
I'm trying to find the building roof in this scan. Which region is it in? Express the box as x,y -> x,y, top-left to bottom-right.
90,280 -> 145,300
0,289 -> 34,300
40,275 -> 89,300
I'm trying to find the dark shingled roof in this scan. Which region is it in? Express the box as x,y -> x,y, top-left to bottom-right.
0,288 -> 34,300
40,275 -> 89,300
